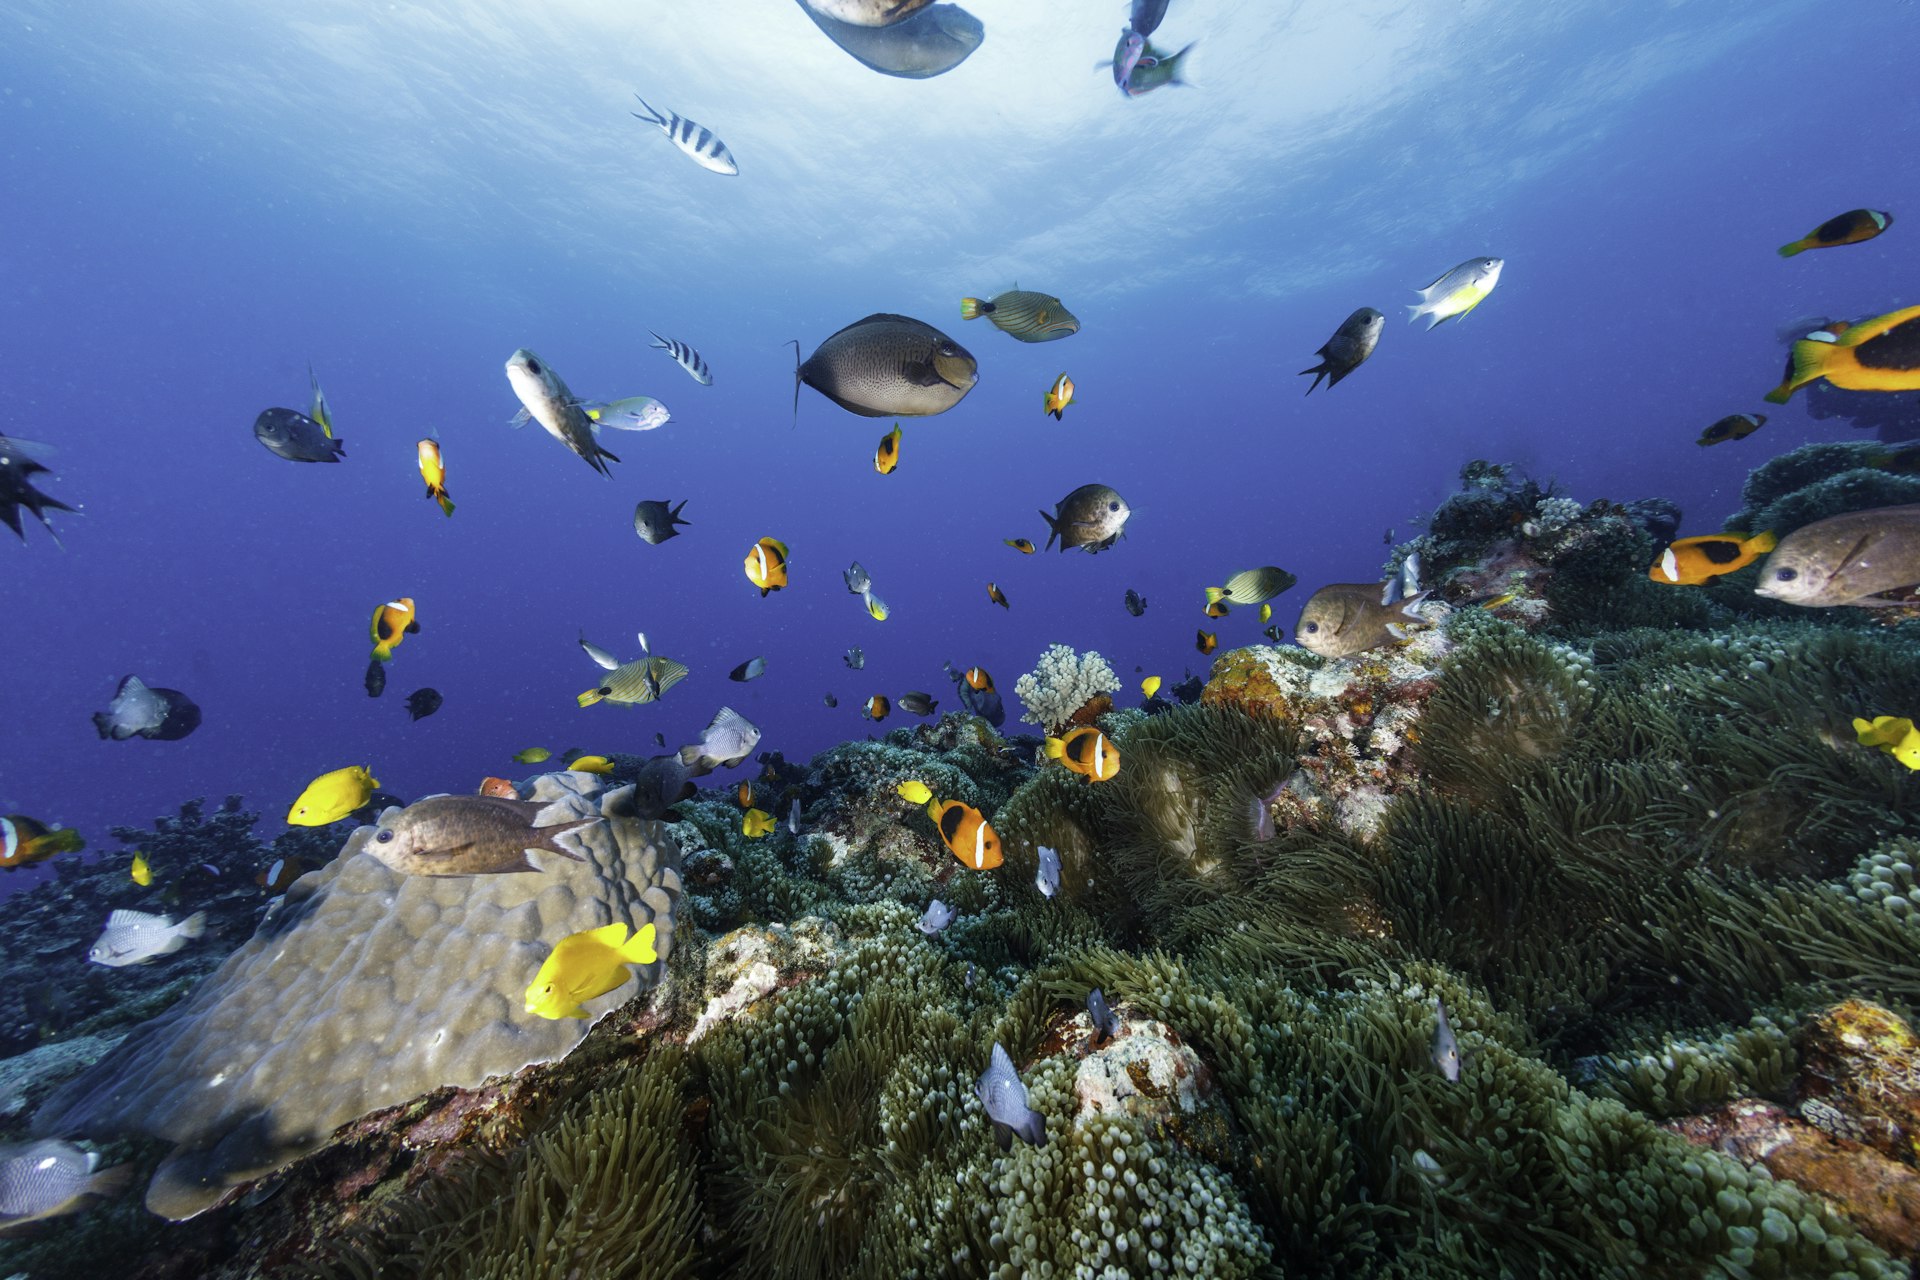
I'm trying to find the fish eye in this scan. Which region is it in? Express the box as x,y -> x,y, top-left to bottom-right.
939,343 -> 956,356
1774,568 -> 1797,582
1108,501 -> 1120,512
1305,622 -> 1318,632
376,829 -> 394,843
525,358 -> 542,375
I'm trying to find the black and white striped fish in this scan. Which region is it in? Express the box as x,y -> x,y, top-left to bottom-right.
649,331 -> 713,386
630,94 -> 738,176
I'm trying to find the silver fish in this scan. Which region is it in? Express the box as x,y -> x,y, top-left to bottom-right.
797,1 -> 983,79
92,674 -> 200,742
787,798 -> 804,835
630,95 -> 738,176
648,331 -> 713,385
976,1043 -> 1047,1150
1431,995 -> 1461,1082
0,1139 -> 129,1231
584,396 -> 672,431
87,909 -> 205,967
1040,483 -> 1130,554
679,706 -> 762,771
917,898 -> 956,935
824,692 -> 838,708
844,561 -> 873,596
1300,307 -> 1384,394
1035,844 -> 1060,898
504,349 -> 619,476
253,407 -> 343,463
633,498 -> 691,544
1408,258 -> 1504,329
795,313 -> 978,420
580,632 -> 621,671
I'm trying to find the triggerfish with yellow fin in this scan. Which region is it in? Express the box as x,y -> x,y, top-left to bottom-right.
1778,209 -> 1892,258
1045,726 -> 1120,781
286,765 -> 379,826
524,921 -> 658,1020
875,425 -> 901,474
416,439 -> 454,517
960,290 -> 1079,343
1767,306 -> 1920,403
1648,531 -> 1777,586
370,597 -> 420,662
1044,373 -> 1075,420
928,798 -> 1002,870
1854,716 -> 1920,771
745,537 -> 790,596
0,815 -> 84,870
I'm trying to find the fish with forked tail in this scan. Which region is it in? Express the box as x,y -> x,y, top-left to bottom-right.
1300,308 -> 1384,393
365,794 -> 591,876
505,349 -> 620,476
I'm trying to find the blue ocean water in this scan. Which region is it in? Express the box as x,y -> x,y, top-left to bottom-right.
2,0 -> 1913,884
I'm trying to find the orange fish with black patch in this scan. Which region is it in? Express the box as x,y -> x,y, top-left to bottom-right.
875,425 -> 901,475
0,814 -> 84,869
256,856 -> 308,894
1004,538 -> 1035,554
1649,531 -> 1778,586
988,582 -> 1009,609
929,798 -> 1002,870
1045,726 -> 1120,781
1778,209 -> 1892,258
370,597 -> 420,662
1697,413 -> 1765,447
864,694 -> 891,722
963,666 -> 993,692
1767,305 -> 1920,403
1196,629 -> 1217,654
744,537 -> 790,596
1204,599 -> 1230,618
737,780 -> 753,807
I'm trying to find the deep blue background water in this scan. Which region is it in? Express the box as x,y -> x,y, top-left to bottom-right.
2,1 -> 1914,890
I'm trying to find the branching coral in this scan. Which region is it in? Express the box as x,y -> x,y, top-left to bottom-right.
1013,644 -> 1119,734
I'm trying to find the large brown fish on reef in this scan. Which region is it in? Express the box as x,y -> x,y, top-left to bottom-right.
1294,558 -> 1429,657
794,314 -> 978,420
1754,504 -> 1920,607
364,795 -> 592,876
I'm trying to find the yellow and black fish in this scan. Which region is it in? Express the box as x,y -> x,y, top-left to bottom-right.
1204,599 -> 1230,618
1778,209 -> 1893,258
1044,373 -> 1074,420
744,537 -> 790,596
875,425 -> 901,475
1044,725 -> 1120,781
962,666 -> 993,692
1196,629 -> 1217,654
1648,531 -> 1777,586
988,582 -> 1009,609
864,694 -> 891,721
1697,413 -> 1766,446
1004,539 -> 1034,555
1767,306 -> 1920,403
929,798 -> 1003,869
0,815 -> 84,870
370,597 -> 420,662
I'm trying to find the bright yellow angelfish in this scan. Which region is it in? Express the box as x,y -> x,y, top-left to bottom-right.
524,921 -> 658,1020
287,765 -> 380,826
130,852 -> 152,886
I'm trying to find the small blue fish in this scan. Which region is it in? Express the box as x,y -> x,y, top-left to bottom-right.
976,1043 -> 1046,1150
1087,988 -> 1119,1043
917,899 -> 956,936
1035,845 -> 1061,898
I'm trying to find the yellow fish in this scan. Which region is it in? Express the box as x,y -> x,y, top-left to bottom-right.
287,765 -> 379,826
896,779 -> 933,805
744,537 -> 790,596
1044,372 -> 1074,420
743,808 -> 775,838
866,593 -> 890,622
568,755 -> 614,774
130,852 -> 152,886
1259,604 -> 1272,624
523,921 -> 659,1020
417,438 -> 454,517
1141,675 -> 1161,699
513,747 -> 551,764
1854,716 -> 1920,771
370,597 -> 420,662
876,425 -> 902,475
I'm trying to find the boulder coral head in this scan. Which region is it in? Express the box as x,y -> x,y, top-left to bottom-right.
31,770 -> 681,1220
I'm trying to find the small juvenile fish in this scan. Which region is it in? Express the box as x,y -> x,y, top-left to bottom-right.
524,921 -> 658,1020
0,1139 -> 131,1231
1260,603 -> 1273,623
287,765 -> 380,826
976,1043 -> 1046,1150
845,647 -> 866,669
630,95 -> 738,176
738,781 -> 754,808
897,779 -> 933,804
1196,630 -> 1216,654
988,582 -> 1010,608
1408,257 -> 1504,329
1431,995 -> 1461,1082
416,438 -> 454,517
367,795 -> 590,876
87,908 -> 206,966
1855,716 -> 1920,771
568,755 -> 615,775
1035,844 -> 1060,898
1204,599 -> 1230,619
787,798 -> 804,835
514,747 -> 552,764
1299,307 -> 1384,394
631,497 -> 692,546
899,691 -> 939,717
405,688 -> 443,721
1697,413 -> 1766,446
370,597 -> 420,662
130,852 -> 151,886
1044,372 -> 1075,419
824,692 -> 838,708
743,808 -> 775,838
1124,588 -> 1147,616
1087,987 -> 1120,1043
307,364 -> 335,438
876,425 -> 902,474
1141,675 -> 1161,699
961,290 -> 1079,343
730,657 -> 768,683
1005,538 -> 1035,554
364,657 -> 387,699
253,407 -> 345,463
745,536 -> 790,596
1045,727 -> 1119,782
648,330 -> 714,384
1778,208 -> 1892,257
917,898 -> 956,936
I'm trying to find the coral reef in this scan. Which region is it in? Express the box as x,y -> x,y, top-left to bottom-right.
1729,440 -> 1920,539
1013,643 -> 1120,734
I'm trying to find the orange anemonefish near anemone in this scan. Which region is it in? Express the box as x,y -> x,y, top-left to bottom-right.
0,815 -> 84,869
927,798 -> 1003,870
1045,726 -> 1120,781
1648,531 -> 1777,586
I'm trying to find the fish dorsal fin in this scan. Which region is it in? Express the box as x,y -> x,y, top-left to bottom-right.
105,908 -> 161,929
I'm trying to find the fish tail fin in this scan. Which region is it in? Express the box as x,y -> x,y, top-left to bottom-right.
1747,530 -> 1778,554
1203,586 -> 1226,605
1043,736 -> 1066,759
672,498 -> 690,522
43,827 -> 85,855
789,338 -> 801,429
1162,41 -> 1195,84
371,643 -> 393,662
1047,407 -> 1063,420
620,922 -> 659,964
436,491 -> 455,517
91,711 -> 115,740
1777,239 -> 1809,258
577,688 -> 606,708
1405,303 -> 1426,324
960,297 -> 991,319
1039,508 -> 1062,551
178,911 -> 207,939
1298,361 -> 1328,394
630,94 -> 663,127
924,797 -> 943,822
1765,338 -> 1838,404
